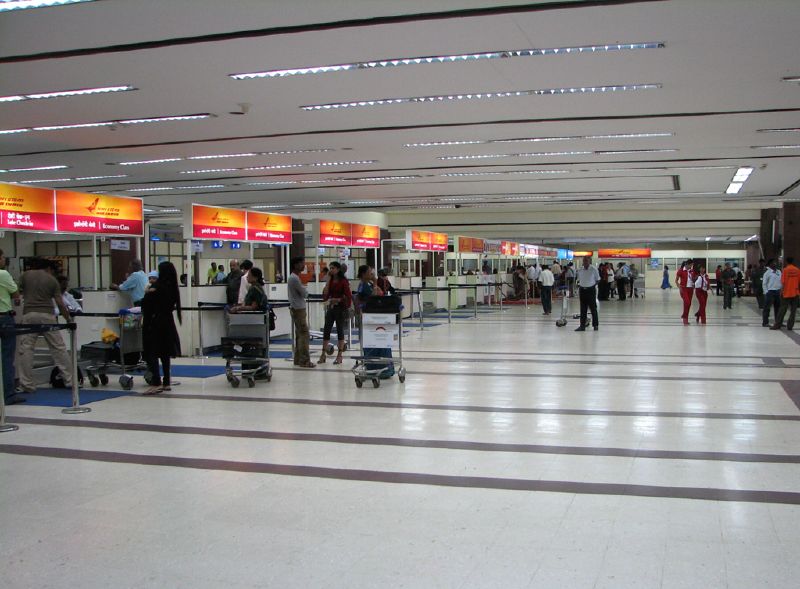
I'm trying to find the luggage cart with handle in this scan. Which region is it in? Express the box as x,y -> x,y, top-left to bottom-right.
352,295 -> 406,389
79,310 -> 150,390
222,309 -> 272,388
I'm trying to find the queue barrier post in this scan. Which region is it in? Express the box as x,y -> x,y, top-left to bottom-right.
499,283 -> 504,313
62,323 -> 90,415
473,285 -> 478,319
447,288 -> 452,324
196,301 -> 206,358
524,284 -> 529,310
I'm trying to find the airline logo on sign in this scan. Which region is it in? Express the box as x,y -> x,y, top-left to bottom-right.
406,229 -> 432,251
0,183 -> 56,231
246,211 -> 292,243
319,219 -> 352,246
352,223 -> 380,248
598,248 -> 652,258
430,232 -> 448,252
191,204 -> 246,240
56,190 -> 143,236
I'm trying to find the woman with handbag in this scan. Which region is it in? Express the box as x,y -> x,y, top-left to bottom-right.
319,261 -> 352,365
141,261 -> 182,395
693,263 -> 710,324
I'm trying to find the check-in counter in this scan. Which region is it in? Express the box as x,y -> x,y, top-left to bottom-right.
73,290 -> 135,349
266,283 -> 291,337
447,276 -> 468,308
424,276 -> 448,311
395,277 -> 416,319
187,285 -> 226,356
464,274 -> 478,305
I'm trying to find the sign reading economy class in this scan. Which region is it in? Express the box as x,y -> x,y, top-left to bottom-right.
351,223 -> 380,248
0,183 -> 56,232
318,219 -> 352,246
189,204 -> 246,240
246,211 -> 292,243
56,190 -> 143,236
598,248 -> 652,258
456,236 -> 485,253
430,231 -> 448,252
406,229 -> 431,251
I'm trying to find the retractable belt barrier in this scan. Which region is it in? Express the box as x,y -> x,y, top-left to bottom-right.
195,301 -> 288,358
0,321 -> 87,434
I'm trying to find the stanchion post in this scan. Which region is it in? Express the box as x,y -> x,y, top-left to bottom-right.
417,290 -> 423,331
63,324 -> 90,415
0,342 -> 19,432
524,284 -> 528,310
499,283 -> 504,313
447,288 -> 452,324
473,285 -> 478,319
196,302 -> 205,358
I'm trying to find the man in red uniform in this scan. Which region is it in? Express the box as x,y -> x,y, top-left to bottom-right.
771,257 -> 800,330
676,259 -> 694,324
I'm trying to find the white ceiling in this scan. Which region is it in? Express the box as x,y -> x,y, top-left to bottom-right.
1,0 -> 799,243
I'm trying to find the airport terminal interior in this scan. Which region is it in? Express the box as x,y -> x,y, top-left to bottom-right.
2,0 -> 800,587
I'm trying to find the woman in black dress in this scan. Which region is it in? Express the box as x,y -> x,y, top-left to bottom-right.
142,261 -> 182,395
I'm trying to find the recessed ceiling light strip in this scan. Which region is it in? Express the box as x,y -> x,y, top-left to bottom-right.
439,148 -> 675,160
0,113 -> 212,135
230,42 -> 664,80
0,85 -> 134,103
725,167 -> 753,195
301,84 -> 661,111
751,144 -> 800,149
0,165 -> 68,173
0,0 -> 95,12
405,132 -> 673,148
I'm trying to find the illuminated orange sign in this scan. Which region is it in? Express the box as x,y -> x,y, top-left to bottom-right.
598,248 -> 652,258
318,219 -> 352,246
0,183 -> 56,231
457,236 -> 485,253
56,190 -> 143,236
246,211 -> 292,243
351,223 -> 380,248
573,250 -> 594,257
192,204 -> 246,240
406,229 -> 431,251
430,232 -> 449,252
500,241 -> 518,256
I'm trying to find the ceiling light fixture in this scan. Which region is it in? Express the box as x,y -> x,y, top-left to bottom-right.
179,168 -> 237,174
0,85 -> 134,103
725,167 -> 753,195
231,42 -> 664,80
300,84 -> 660,111
440,170 -> 568,177
310,160 -> 377,166
173,185 -> 226,190
291,202 -> 332,207
0,165 -> 68,173
118,158 -> 183,166
126,187 -> 175,192
0,0 -> 95,12
756,128 -> 800,133
0,113 -> 212,135
781,76 -> 800,83
74,174 -> 128,181
406,132 -> 673,148
247,181 -> 299,186
14,178 -> 72,184
242,164 -> 306,171
751,144 -> 800,149
355,175 -> 420,181
594,149 -> 678,154
186,153 -> 258,160
350,200 -> 389,205
725,183 -> 743,194
251,204 -> 288,209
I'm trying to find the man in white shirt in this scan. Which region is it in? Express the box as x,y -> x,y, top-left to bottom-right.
237,259 -> 253,305
526,264 -> 539,298
574,256 -> 600,331
762,258 -> 782,327
538,265 -> 555,315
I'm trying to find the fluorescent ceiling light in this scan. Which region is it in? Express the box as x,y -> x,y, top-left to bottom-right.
243,164 -> 306,171
0,85 -> 134,103
350,200 -> 388,205
251,204 -> 287,209
74,174 -> 128,181
126,187 -> 175,192
725,182 -> 744,194
0,165 -> 68,173
751,144 -> 800,149
705,237 -> 711,242
439,151 -> 591,160
732,167 -> 753,182
781,76 -> 800,83
404,140 -> 486,147
300,84 -> 661,111
292,202 -> 332,207
230,42 -> 664,80
247,181 -> 298,186
173,185 -> 225,190
310,160 -> 377,166
0,113 -> 212,135
179,168 -> 237,174
185,153 -> 258,160
594,149 -> 677,154
118,158 -> 183,166
0,0 -> 95,12
15,178 -> 72,184
756,128 -> 800,133
440,170 -> 568,177
354,175 -> 420,181
406,132 -> 674,148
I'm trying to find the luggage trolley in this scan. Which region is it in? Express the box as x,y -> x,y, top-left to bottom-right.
80,310 -> 149,390
222,309 -> 272,388
352,295 -> 406,388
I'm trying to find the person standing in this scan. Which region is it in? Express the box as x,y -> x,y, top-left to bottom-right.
526,264 -> 538,298
574,256 -> 600,331
214,265 -> 226,284
16,258 -> 73,394
615,262 -> 629,302
539,265 -> 554,315
598,263 -> 610,301
693,263 -> 710,325
225,260 -> 242,305
237,259 -> 254,304
750,259 -> 767,309
761,259 -> 781,327
715,265 -> 723,296
771,257 -> 800,331
141,261 -> 181,395
629,263 -> 639,298
206,262 -> 218,285
0,249 -> 21,405
319,261 -> 352,365
110,259 -> 148,305
721,263 -> 736,310
676,260 -> 693,323
287,257 -> 315,368
661,265 -> 672,289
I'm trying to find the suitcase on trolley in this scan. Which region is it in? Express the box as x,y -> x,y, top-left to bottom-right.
363,348 -> 394,378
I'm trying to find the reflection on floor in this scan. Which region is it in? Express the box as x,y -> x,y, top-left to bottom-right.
2,291 -> 800,588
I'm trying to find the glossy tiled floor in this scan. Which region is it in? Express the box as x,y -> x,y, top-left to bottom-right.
3,290 -> 800,588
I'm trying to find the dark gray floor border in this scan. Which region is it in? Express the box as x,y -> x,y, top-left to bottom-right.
380,349 -> 800,361
781,381 -> 800,412
9,416 -> 800,464
389,356 -> 786,369
138,392 -> 800,422
2,444 -> 798,505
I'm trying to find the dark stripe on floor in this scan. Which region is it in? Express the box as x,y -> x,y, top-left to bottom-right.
1,444 -> 798,505
9,416 -> 800,463
134,392 -> 800,421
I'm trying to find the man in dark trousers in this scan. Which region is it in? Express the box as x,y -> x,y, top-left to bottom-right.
575,256 -> 600,331
751,259 -> 767,309
225,259 -> 242,305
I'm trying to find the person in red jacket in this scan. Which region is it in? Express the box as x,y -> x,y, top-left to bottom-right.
771,257 -> 800,330
676,259 -> 694,324
693,263 -> 710,325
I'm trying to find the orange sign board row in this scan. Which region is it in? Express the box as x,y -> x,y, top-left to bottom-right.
598,248 -> 652,258
573,250 -> 594,257
500,241 -> 519,256
316,219 -> 380,248
188,204 -> 292,243
0,183 -> 143,236
456,236 -> 485,253
405,229 -> 448,252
